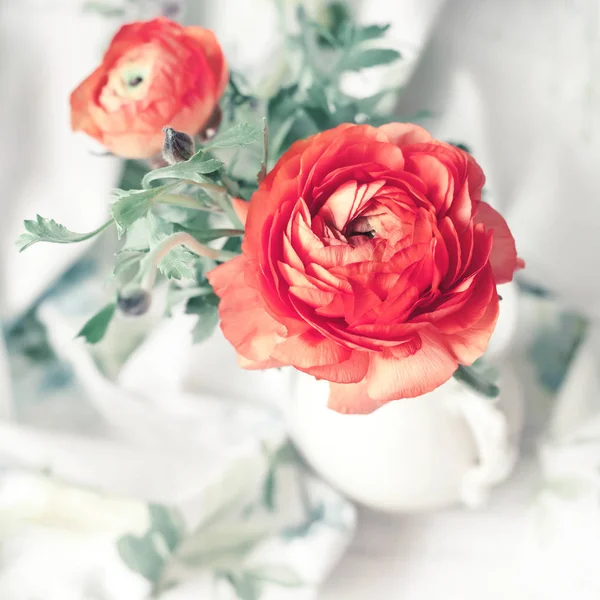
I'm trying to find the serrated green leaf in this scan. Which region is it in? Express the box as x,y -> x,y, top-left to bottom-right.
76,303 -> 116,345
110,182 -> 179,236
205,122 -> 263,150
344,48 -> 401,71
17,216 -> 112,252
247,564 -> 304,587
142,153 -> 223,188
116,533 -> 165,583
147,212 -> 203,281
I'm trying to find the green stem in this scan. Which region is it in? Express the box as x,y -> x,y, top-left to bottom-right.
141,232 -> 237,290
157,193 -> 223,213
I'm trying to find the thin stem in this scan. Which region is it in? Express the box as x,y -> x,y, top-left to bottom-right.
157,193 -> 223,214
142,232 -> 237,289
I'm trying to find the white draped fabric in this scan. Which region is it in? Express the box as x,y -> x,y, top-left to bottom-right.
1,1 -> 599,599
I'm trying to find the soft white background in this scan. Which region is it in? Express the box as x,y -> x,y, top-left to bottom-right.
1,1 -> 600,599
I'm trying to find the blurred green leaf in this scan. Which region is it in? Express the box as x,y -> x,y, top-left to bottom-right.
186,293 -> 220,344
76,303 -> 116,345
343,48 -> 401,71
116,533 -> 165,583
148,504 -> 183,553
247,564 -> 304,587
353,24 -> 391,43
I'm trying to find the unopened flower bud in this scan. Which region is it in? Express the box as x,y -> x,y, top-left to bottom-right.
162,127 -> 195,164
117,289 -> 152,316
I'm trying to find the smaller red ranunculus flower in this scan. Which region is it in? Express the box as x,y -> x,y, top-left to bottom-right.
70,18 -> 228,159
209,123 -> 524,414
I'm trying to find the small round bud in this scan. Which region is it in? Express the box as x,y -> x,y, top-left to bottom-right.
162,127 -> 195,164
117,289 -> 152,316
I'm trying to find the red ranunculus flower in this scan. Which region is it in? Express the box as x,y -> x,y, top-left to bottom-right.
70,18 -> 228,159
208,123 -> 524,414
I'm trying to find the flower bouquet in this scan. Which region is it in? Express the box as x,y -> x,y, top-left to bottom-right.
17,5 -> 524,510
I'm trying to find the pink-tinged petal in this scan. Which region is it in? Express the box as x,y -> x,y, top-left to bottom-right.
474,201 -> 524,284
438,217 -> 461,285
366,330 -> 458,402
231,197 -> 249,226
433,265 -> 496,334
207,254 -> 246,296
378,122 -> 433,146
301,350 -> 370,383
465,152 -> 486,204
70,65 -> 106,139
327,378 -> 375,414
445,286 -> 500,365
404,153 -> 453,214
270,329 -> 350,368
446,179 -> 474,234
318,180 -> 385,230
238,354 -> 283,370
289,285 -> 336,309
184,26 -> 229,96
207,258 -> 286,364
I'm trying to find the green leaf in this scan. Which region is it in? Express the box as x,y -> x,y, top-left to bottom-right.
142,153 -> 223,188
76,303 -> 116,345
82,1 -> 125,16
315,1 -> 352,47
175,227 -> 243,244
147,212 -> 201,281
148,504 -> 183,553
17,216 -> 112,252
344,48 -> 401,71
111,182 -> 179,236
453,364 -> 500,398
229,572 -> 262,600
353,24 -> 391,44
113,248 -> 148,277
247,564 -> 304,587
116,533 -> 165,583
186,294 -> 219,343
263,442 -> 302,511
166,286 -> 213,315
161,247 -> 197,281
205,122 -> 263,150
119,159 -> 150,191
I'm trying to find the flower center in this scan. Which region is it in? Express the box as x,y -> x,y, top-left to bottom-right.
346,217 -> 375,239
99,46 -> 156,111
